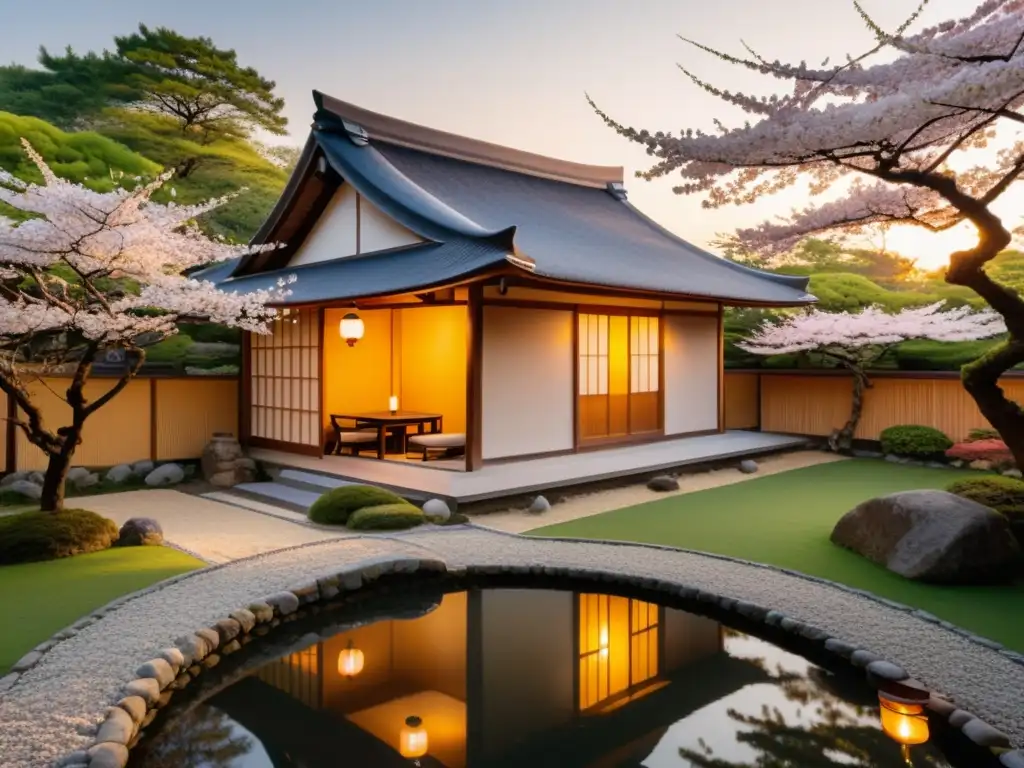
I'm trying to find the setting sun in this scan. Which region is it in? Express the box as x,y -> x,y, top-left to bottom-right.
884,222 -> 986,273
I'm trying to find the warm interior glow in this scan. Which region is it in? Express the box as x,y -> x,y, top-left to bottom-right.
340,313 -> 365,346
337,641 -> 365,678
579,594 -> 659,710
878,695 -> 930,746
400,716 -> 428,758
389,395 -> 398,413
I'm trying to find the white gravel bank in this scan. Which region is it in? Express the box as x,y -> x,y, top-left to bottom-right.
0,527 -> 1021,767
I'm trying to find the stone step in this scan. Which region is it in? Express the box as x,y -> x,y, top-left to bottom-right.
277,469 -> 357,490
201,491 -> 312,523
232,482 -> 321,510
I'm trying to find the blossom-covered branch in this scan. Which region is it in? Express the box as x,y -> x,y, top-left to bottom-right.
0,138 -> 291,510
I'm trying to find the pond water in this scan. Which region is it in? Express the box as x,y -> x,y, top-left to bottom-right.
130,586 -> 973,768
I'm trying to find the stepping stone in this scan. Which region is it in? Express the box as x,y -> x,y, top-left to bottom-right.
201,492 -> 310,523
278,469 -> 358,490
233,482 -> 321,509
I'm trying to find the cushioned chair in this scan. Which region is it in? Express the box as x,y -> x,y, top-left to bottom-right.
330,428 -> 379,456
407,432 -> 466,461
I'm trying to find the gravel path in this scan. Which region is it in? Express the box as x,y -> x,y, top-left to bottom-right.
1,527 -> 1021,767
82,490 -> 343,563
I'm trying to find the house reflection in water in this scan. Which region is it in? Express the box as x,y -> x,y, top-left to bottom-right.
211,589 -> 770,767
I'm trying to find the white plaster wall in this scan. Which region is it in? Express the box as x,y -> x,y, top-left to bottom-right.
664,313 -> 720,435
482,306 -> 574,460
289,186 -> 423,268
359,194 -> 423,253
289,183 -> 359,266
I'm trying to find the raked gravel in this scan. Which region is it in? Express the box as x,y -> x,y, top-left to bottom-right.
1,526 -> 1022,767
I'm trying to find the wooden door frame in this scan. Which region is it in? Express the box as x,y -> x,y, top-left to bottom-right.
575,308 -> 664,449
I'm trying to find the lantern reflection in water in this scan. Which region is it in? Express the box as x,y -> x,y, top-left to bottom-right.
337,640 -> 365,678
878,690 -> 930,765
578,594 -> 659,710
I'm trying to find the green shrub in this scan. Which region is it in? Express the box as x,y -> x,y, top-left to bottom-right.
0,509 -> 119,564
307,485 -> 406,526
946,476 -> 1024,520
967,428 -> 1002,443
143,334 -> 194,363
879,425 -> 953,458
347,503 -> 425,531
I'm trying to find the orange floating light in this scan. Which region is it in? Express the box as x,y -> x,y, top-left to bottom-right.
399,715 -> 428,758
879,692 -> 930,746
337,640 -> 364,678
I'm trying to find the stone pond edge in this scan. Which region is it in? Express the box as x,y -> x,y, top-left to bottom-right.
0,526 -> 1018,767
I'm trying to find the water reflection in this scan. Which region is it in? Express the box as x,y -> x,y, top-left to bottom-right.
132,589 -> 959,768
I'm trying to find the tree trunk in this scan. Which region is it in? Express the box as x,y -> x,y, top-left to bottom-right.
828,367 -> 871,454
961,338 -> 1024,468
39,425 -> 81,512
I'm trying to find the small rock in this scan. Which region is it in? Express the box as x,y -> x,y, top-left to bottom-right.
230,609 -> 256,634
221,639 -> 242,655
96,706 -> 135,745
291,581 -> 319,604
7,479 -> 41,501
0,471 -> 27,486
213,618 -> 241,643
55,750 -> 88,767
970,459 -> 994,471
528,495 -> 551,513
131,460 -> 155,476
11,650 -> 42,672
962,718 -> 1011,748
72,471 -> 100,489
948,709 -> 976,728
950,460 -> 964,468
158,647 -> 184,673
884,454 -> 905,464
866,659 -> 909,682
264,591 -> 300,615
0,672 -> 19,693
144,463 -> 185,487
122,677 -> 161,706
248,601 -> 274,623
1003,468 -> 1023,479
86,743 -> 129,768
135,658 -> 175,689
175,634 -> 212,665
646,475 -> 679,492
739,459 -> 758,474
27,470 -> 44,485
66,467 -> 91,483
1000,750 -> 1024,768
106,464 -> 134,484
116,696 -> 147,724
116,517 -> 163,547
850,649 -> 880,668
423,498 -> 451,521
851,449 -> 884,459
926,695 -> 957,718
824,638 -> 857,658
195,627 -> 221,650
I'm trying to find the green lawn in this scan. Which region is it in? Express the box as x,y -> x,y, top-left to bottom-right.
529,459 -> 1024,652
0,547 -> 205,673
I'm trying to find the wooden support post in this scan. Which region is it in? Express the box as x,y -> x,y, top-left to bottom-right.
5,391 -> 16,473
149,378 -> 158,461
465,284 -> 484,471
717,303 -> 725,433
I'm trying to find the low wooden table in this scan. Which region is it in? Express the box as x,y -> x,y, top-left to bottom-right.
330,411 -> 443,459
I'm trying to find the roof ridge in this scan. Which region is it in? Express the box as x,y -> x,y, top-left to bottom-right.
313,90 -> 623,189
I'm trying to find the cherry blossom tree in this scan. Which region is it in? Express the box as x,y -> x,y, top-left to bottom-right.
590,0 -> 1024,466
0,139 -> 289,512
740,303 -> 1005,451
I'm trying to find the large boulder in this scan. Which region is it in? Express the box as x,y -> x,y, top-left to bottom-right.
7,479 -> 41,500
201,433 -> 256,488
117,517 -> 164,546
831,490 -> 1020,583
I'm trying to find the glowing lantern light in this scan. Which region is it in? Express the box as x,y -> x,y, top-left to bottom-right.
878,690 -> 929,764
599,625 -> 609,659
400,715 -> 428,758
340,313 -> 364,347
337,640 -> 364,678
389,395 -> 399,414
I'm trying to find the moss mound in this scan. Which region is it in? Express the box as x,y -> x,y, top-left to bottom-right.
947,476 -> 1024,519
880,425 -> 953,458
347,503 -> 425,531
307,485 -> 407,526
0,509 -> 119,564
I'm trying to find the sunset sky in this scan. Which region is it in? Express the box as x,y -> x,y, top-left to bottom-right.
4,0 -> 1018,270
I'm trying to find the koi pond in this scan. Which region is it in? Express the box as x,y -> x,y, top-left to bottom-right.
129,584 -> 987,767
